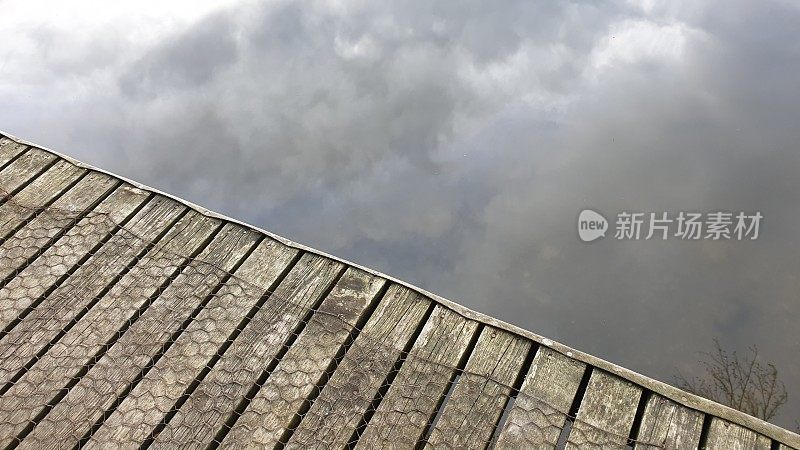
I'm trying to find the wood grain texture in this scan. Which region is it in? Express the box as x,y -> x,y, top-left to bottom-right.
424,327 -> 531,449
355,305 -> 479,449
0,196 -> 186,386
151,253 -> 343,449
0,160 -> 85,237
283,284 -> 431,450
85,237 -> 299,448
0,137 -> 27,167
705,417 -> 772,450
495,346 -> 586,449
18,224 -> 260,449
0,149 -> 57,198
566,370 -> 643,450
634,394 -> 703,449
219,267 -> 386,449
0,181 -> 143,331
0,170 -> 116,260
0,211 -> 220,449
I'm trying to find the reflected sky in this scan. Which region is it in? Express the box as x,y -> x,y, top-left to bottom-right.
1,0 -> 798,429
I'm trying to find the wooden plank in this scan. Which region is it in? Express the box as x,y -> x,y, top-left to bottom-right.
495,346 -> 586,449
705,417 -> 772,450
424,327 -> 531,449
0,137 -> 27,168
0,170 -> 117,271
354,305 -> 479,449
151,253 -> 343,448
282,284 -> 431,450
0,181 -> 145,331
0,211 -> 220,448
0,196 -> 186,385
566,370 -> 643,450
85,237 -> 299,448
0,149 -> 57,197
218,267 -> 387,448
633,394 -> 703,449
0,159 -> 85,237
18,224 -> 260,449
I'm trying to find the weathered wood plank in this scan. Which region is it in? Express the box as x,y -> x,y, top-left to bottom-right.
0,211 -> 220,448
85,237 -> 299,448
0,159 -> 86,237
152,253 -> 343,448
0,173 -> 133,281
0,196 -> 186,385
18,224 -> 260,449
0,138 -> 27,168
566,370 -> 643,450
424,327 -> 531,449
495,346 -> 586,449
705,417 -> 772,450
633,394 -> 703,449
218,267 -> 387,448
0,149 -> 57,198
0,181 -> 144,331
0,170 -> 116,266
355,305 -> 479,449
282,284 -> 431,450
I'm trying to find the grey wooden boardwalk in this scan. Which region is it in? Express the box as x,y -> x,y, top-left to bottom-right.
0,132 -> 797,449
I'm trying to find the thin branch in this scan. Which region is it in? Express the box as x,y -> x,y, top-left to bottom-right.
674,339 -> 788,422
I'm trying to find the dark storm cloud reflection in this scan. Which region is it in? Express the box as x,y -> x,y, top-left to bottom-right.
1,0 -> 799,427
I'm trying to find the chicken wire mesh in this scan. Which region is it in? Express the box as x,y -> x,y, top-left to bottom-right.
0,188 -> 683,450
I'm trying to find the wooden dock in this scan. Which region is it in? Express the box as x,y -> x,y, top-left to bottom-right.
0,132 -> 797,449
